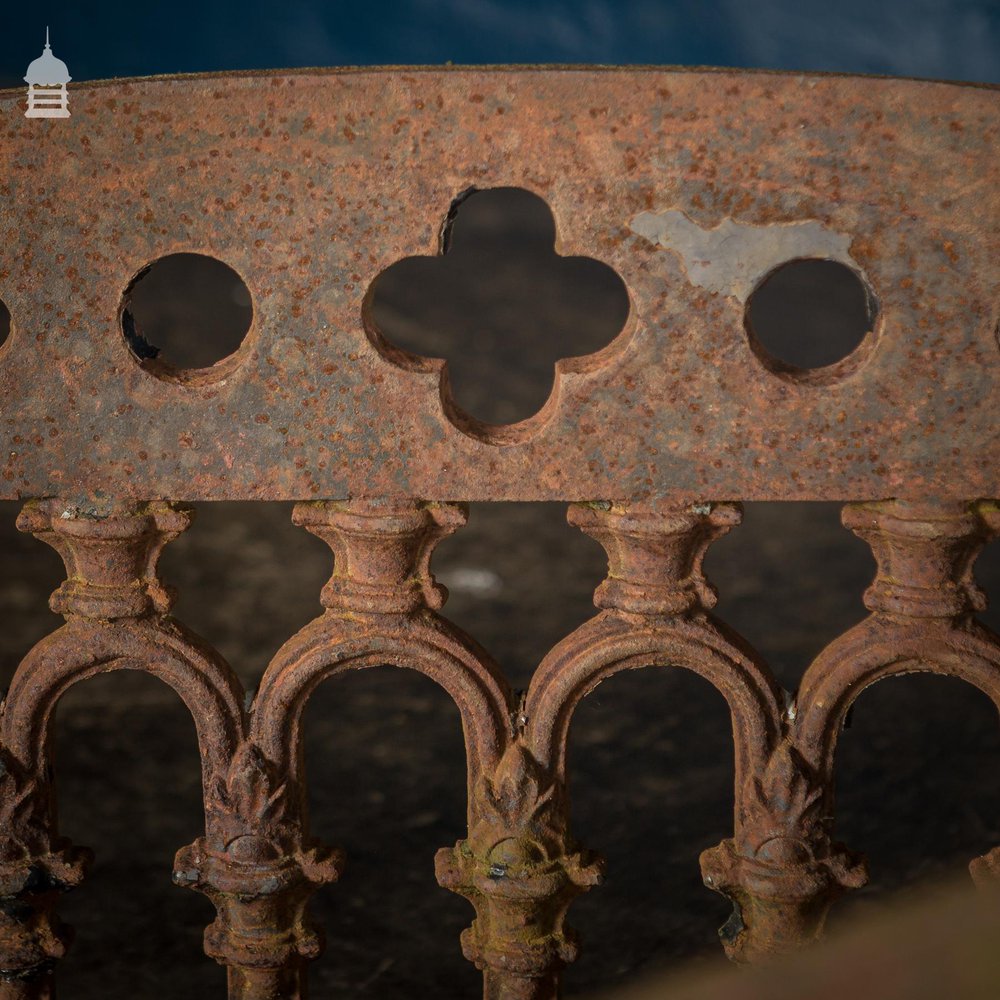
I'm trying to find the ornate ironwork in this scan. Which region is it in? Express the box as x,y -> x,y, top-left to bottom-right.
0,67 -> 997,998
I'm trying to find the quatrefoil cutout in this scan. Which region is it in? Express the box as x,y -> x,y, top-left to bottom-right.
365,188 -> 630,441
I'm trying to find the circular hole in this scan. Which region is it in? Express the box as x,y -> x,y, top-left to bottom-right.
745,258 -> 878,378
0,297 -> 11,349
121,253 -> 253,382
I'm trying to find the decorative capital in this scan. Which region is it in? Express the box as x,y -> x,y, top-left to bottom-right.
174,737 -> 342,978
173,838 -> 343,972
293,499 -> 466,614
970,845 -> 1000,889
436,743 -> 602,985
0,844 -> 91,982
843,499 -> 999,621
436,842 -> 601,982
207,741 -> 296,854
569,501 -> 741,616
700,741 -> 866,962
17,498 -> 191,620
700,836 -> 865,963
0,750 -> 93,872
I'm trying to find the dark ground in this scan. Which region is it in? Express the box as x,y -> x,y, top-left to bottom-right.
2,189 -> 999,997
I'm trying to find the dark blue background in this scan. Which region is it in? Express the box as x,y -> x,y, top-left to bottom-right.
1,0 -> 998,87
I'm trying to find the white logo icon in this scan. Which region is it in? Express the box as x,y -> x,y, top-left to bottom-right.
24,27 -> 71,119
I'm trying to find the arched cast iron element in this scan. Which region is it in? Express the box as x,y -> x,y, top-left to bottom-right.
251,500 -> 513,807
705,500 -> 1000,964
0,500 -> 246,1000
437,502 -> 786,999
795,502 -> 1000,883
178,500 -> 514,1000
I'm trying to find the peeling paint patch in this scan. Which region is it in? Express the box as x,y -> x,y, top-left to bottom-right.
630,210 -> 858,302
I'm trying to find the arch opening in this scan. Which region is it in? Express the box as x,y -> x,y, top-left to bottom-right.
302,666 -> 477,998
564,667 -> 736,991
54,670 -> 219,995
831,672 -> 1000,922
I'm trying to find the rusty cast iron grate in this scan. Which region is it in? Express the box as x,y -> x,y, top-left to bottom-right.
0,67 -> 998,998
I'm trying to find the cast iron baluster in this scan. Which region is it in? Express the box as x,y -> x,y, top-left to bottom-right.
0,500 -> 245,999
435,735 -> 602,1000
437,501 -> 783,998
790,500 -> 1000,903
174,744 -> 343,1000
705,500 -> 1000,964
542,503 -> 786,971
240,499 -> 512,999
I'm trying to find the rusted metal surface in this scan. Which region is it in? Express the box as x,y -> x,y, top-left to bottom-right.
0,67 -> 998,1000
3,496 -> 999,998
0,69 -> 997,502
